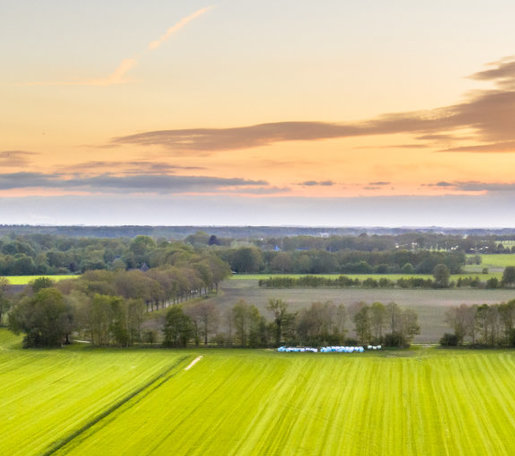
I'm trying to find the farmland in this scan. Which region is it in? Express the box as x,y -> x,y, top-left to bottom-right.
209,279 -> 515,343
0,329 -> 513,455
465,254 -> 515,273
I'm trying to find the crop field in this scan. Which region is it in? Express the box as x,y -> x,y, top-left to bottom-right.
1,275 -> 78,285
212,280 -> 515,343
0,329 -> 514,455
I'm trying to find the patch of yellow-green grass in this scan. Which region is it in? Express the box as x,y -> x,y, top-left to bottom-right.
0,329 -> 191,456
53,348 -> 515,456
477,254 -> 515,268
1,275 -> 78,285
2,327 -> 513,456
465,254 -> 515,273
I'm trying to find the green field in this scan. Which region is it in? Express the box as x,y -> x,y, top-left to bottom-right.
476,254 -> 515,268
1,275 -> 78,285
465,253 -> 515,273
0,330 -> 513,455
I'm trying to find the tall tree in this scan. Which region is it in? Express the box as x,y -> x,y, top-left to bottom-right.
163,306 -> 193,347
370,302 -> 386,342
433,264 -> 450,288
0,277 -> 10,326
502,266 -> 515,287
8,288 -> 72,347
353,305 -> 371,344
267,298 -> 289,346
231,300 -> 263,346
186,301 -> 219,345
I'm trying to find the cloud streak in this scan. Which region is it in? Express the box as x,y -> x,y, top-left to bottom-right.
114,56 -> 515,153
298,180 -> 334,186
425,180 -> 515,193
58,160 -> 205,174
148,6 -> 213,50
0,172 -> 278,195
24,6 -> 213,87
0,150 -> 37,167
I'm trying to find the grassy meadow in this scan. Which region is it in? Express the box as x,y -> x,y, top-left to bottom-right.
0,329 -> 513,455
465,253 -> 515,273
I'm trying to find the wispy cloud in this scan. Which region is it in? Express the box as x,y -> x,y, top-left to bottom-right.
24,6 -> 213,87
0,172 -> 275,195
0,150 -> 37,167
114,56 -> 515,153
148,6 -> 213,50
425,180 -> 515,193
58,160 -> 205,174
442,141 -> 515,153
298,180 -> 334,186
25,58 -> 139,87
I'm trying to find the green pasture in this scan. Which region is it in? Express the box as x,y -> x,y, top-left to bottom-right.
465,253 -> 515,273
0,330 -> 513,455
1,275 -> 78,285
476,254 -> 515,268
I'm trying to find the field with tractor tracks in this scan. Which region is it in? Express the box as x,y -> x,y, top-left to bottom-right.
1,329 -> 514,455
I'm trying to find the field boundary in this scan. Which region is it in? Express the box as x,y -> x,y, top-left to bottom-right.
41,355 -> 190,456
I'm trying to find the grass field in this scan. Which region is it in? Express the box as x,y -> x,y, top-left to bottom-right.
0,329 -> 513,455
1,275 -> 78,285
465,253 -> 515,273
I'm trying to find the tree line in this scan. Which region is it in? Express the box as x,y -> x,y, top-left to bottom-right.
5,270 -> 420,348
0,234 -> 229,275
441,301 -> 515,347
5,249 -> 231,347
219,246 -> 466,274
0,233 -> 468,276
163,299 -> 419,349
5,231 -> 515,278
188,230 -> 515,254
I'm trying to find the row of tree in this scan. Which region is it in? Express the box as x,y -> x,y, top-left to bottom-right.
442,301 -> 515,347
220,247 -> 466,274
5,273 -> 420,348
2,231 -> 514,276
4,250 -> 231,347
0,235 -> 229,275
163,299 -> 420,348
258,266 -> 515,290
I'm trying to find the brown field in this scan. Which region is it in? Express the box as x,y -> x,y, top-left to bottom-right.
207,280 -> 515,343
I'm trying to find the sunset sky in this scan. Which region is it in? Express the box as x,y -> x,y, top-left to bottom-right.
1,0 -> 515,226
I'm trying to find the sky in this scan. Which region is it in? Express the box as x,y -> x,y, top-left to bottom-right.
1,0 -> 515,226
